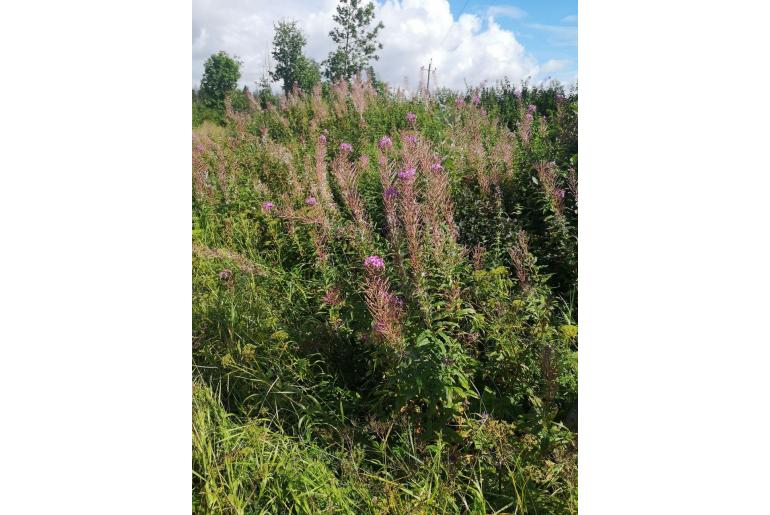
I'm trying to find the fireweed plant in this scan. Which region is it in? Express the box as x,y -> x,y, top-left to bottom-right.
193,77 -> 578,513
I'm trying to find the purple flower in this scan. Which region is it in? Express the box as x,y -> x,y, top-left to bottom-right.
319,134 -> 327,145
527,104 -> 537,114
383,187 -> 398,200
555,188 -> 566,199
262,201 -> 274,212
306,196 -> 317,206
406,112 -> 417,124
398,167 -> 416,180
455,97 -> 464,106
525,113 -> 534,121
404,135 -> 417,145
364,255 -> 385,270
378,136 -> 392,151
430,162 -> 444,173
339,142 -> 353,153
194,144 -> 204,152
480,108 -> 487,116
472,95 -> 481,105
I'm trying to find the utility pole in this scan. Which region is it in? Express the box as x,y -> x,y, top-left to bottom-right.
426,58 -> 433,92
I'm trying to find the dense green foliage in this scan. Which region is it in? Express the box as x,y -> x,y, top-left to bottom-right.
199,51 -> 242,110
271,21 -> 321,94
324,0 -> 384,81
192,78 -> 578,513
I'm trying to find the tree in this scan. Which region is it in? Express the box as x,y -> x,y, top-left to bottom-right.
270,21 -> 321,94
199,51 -> 241,109
324,0 -> 384,81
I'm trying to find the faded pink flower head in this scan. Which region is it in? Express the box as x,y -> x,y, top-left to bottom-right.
262,201 -> 274,212
555,188 -> 566,199
378,136 -> 393,150
472,95 -> 481,105
480,108 -> 487,116
383,186 -> 398,200
404,135 -> 417,145
306,196 -> 317,206
430,162 -> 444,173
319,134 -> 327,145
406,112 -> 417,124
456,97 -> 464,106
398,167 -> 416,180
323,288 -> 342,306
527,104 -> 537,113
194,144 -> 204,152
525,113 -> 534,121
364,255 -> 385,270
339,142 -> 353,153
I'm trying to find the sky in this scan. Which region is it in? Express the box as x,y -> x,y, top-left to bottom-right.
192,0 -> 577,93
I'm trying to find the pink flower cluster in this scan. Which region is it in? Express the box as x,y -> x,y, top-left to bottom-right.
455,97 -> 464,107
398,167 -> 416,180
339,142 -> 353,153
378,136 -> 392,150
319,134 -> 327,145
430,162 -> 444,173
406,112 -> 417,124
472,95 -> 481,106
364,255 -> 385,270
262,201 -> 274,212
306,196 -> 317,206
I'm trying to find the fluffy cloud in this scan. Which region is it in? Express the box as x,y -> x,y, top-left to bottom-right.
192,0 -> 545,93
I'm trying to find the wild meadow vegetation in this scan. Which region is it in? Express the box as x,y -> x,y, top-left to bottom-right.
192,76 -> 577,513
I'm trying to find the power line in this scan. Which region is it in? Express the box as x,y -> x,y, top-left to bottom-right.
439,0 -> 471,48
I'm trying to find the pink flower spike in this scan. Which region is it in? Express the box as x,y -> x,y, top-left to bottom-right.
319,134 -> 327,145
406,112 -> 417,124
262,201 -> 274,212
339,142 -> 353,153
306,196 -> 317,206
430,163 -> 444,173
378,136 -> 393,150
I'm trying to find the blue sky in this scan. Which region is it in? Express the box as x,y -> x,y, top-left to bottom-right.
448,0 -> 577,83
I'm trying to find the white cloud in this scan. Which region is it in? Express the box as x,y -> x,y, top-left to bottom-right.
526,23 -> 577,47
540,58 -> 569,74
486,5 -> 527,20
192,0 -> 546,93
562,14 -> 577,23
